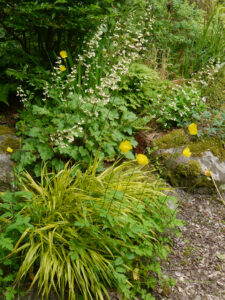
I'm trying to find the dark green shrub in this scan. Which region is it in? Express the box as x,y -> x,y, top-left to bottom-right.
0,0 -> 127,104
0,0 -> 123,63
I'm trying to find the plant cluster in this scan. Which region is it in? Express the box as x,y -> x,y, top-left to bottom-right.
118,63 -> 161,110
6,161 -> 181,300
14,1 -> 155,175
192,58 -> 224,86
118,63 -> 207,128
0,0 -> 128,105
143,0 -> 224,77
0,0 -> 124,60
193,109 -> 225,140
191,58 -> 225,109
0,191 -> 33,299
14,94 -> 138,176
149,82 -> 207,128
1,0 -> 224,106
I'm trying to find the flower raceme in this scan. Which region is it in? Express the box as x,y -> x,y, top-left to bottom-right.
60,51 -> 67,59
188,123 -> 198,135
119,140 -> 132,154
182,147 -> 191,157
136,154 -> 149,165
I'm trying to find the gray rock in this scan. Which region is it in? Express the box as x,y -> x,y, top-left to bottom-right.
194,151 -> 225,183
0,153 -> 14,191
0,129 -> 18,192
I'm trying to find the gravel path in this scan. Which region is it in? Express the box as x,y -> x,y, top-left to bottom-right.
153,189 -> 225,300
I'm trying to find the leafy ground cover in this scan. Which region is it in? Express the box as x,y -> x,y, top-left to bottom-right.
0,0 -> 224,299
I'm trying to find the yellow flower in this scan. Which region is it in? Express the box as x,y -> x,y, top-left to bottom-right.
119,140 -> 132,154
60,50 -> 67,58
136,154 -> 149,165
6,147 -> 13,153
182,147 -> 191,157
188,123 -> 198,135
205,170 -> 211,177
60,65 -> 66,72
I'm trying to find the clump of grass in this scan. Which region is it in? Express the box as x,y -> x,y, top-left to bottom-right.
11,160 -> 180,299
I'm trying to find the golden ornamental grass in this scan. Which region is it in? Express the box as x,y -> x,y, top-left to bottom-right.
11,160 -> 168,299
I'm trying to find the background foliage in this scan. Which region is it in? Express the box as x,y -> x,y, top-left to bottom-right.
0,0 -> 224,105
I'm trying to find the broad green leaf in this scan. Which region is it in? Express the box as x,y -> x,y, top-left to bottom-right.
37,143 -> 54,161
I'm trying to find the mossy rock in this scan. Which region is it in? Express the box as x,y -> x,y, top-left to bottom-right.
189,138 -> 225,161
0,125 -> 13,136
154,129 -> 188,149
153,129 -> 225,190
0,153 -> 14,192
167,160 -> 213,190
0,136 -> 20,153
0,125 -> 19,154
0,126 -> 19,191
154,129 -> 225,161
